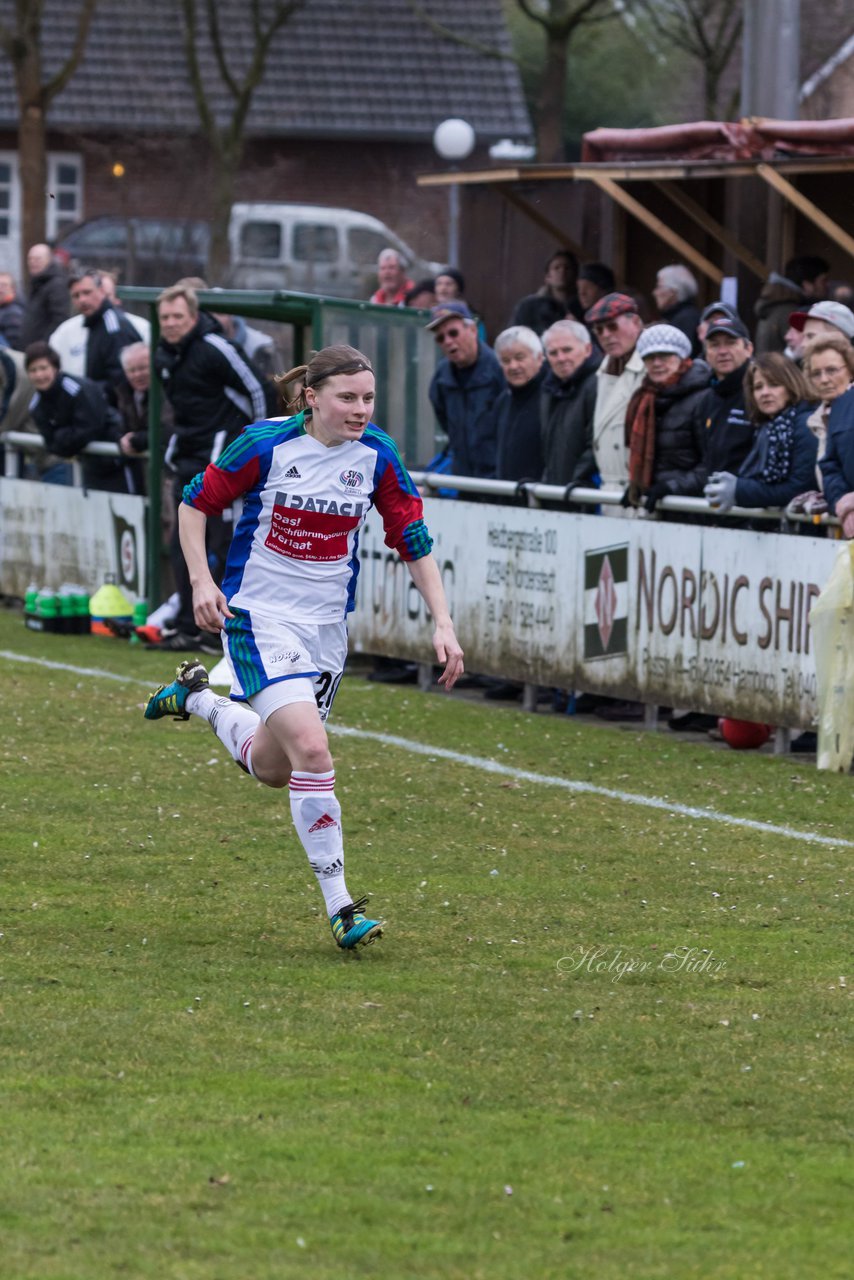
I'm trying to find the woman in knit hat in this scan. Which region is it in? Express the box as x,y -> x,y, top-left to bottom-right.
623,323 -> 710,512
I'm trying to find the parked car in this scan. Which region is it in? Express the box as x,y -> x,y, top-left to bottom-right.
56,216 -> 210,286
57,205 -> 440,300
227,202 -> 441,298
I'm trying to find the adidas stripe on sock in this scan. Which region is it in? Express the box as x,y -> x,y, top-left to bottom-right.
186,689 -> 259,776
289,770 -> 351,917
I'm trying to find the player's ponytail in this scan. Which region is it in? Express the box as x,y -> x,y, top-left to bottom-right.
276,364 -> 311,412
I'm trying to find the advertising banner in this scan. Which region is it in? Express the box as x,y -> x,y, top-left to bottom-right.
0,479 -> 147,600
349,499 -> 839,728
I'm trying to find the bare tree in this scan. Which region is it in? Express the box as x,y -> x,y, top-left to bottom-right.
634,0 -> 743,118
181,0 -> 306,282
0,0 -> 98,275
515,0 -> 626,160
406,1 -> 625,162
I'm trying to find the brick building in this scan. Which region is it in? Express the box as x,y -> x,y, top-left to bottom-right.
0,0 -> 532,280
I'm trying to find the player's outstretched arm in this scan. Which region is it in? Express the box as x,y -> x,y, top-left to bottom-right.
406,553 -> 464,690
178,502 -> 234,633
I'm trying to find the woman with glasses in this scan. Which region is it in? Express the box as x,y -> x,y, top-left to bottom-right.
817,340 -> 854,541
790,334 -> 854,518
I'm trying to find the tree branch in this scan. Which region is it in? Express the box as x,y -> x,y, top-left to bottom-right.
182,0 -> 217,145
518,0 -> 616,40
42,0 -> 98,104
406,0 -> 517,62
206,0 -> 241,99
516,0 -> 549,31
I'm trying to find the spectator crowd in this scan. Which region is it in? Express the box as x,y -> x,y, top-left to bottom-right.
2,236 -> 854,733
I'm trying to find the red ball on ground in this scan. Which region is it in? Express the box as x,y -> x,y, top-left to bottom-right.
718,718 -> 772,750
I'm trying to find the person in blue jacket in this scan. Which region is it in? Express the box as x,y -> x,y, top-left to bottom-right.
704,353 -> 817,514
819,384 -> 854,538
426,302 -> 505,480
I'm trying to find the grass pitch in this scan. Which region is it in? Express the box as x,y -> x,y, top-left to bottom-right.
0,607 -> 851,1279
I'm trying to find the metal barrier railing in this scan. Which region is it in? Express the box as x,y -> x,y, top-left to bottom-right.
2,431 -> 129,489
409,469 -> 841,530
1,433 -> 841,532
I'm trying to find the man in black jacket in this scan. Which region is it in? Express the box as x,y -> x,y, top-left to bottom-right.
540,318 -> 601,489
20,244 -> 69,347
151,283 -> 268,652
70,269 -> 140,403
695,316 -> 755,478
511,250 -> 583,335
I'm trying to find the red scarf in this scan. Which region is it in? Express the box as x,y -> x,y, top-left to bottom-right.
625,360 -> 692,502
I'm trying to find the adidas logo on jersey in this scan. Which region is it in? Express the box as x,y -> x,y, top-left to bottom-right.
284,465 -> 301,479
308,812 -> 338,834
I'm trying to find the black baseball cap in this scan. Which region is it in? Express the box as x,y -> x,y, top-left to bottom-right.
704,316 -> 751,341
700,301 -> 740,325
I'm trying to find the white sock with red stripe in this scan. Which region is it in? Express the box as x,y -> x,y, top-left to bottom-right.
185,689 -> 259,777
289,770 -> 351,917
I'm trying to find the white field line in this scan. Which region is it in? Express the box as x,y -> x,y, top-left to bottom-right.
2,648 -> 851,850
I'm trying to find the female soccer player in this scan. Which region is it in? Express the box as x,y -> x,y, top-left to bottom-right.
145,344 -> 464,950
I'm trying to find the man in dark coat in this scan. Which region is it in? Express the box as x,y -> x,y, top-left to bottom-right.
754,255 -> 829,354
493,326 -> 546,482
540,318 -> 601,488
427,302 -> 505,479
510,250 -> 583,335
70,269 -> 141,403
652,265 -> 701,355
19,244 -> 69,347
695,317 -> 756,478
152,283 -> 268,652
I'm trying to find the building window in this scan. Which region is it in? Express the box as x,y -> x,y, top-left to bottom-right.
46,154 -> 83,238
293,223 -> 338,263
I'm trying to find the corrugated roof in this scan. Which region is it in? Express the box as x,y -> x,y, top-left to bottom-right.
0,0 -> 532,141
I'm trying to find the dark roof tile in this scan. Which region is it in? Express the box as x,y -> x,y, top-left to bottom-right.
0,0 -> 531,140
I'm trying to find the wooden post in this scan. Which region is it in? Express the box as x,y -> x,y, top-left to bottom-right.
756,164 -> 854,261
653,181 -> 767,279
491,185 -> 588,259
587,174 -> 724,286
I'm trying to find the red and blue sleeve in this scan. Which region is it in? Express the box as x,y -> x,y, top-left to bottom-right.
182,431 -> 260,517
373,453 -> 433,562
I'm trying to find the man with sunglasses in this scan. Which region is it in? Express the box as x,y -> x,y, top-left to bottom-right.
583,292 -> 646,496
426,301 -> 504,479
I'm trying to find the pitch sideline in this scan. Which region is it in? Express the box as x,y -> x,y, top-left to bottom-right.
2,647 -> 850,849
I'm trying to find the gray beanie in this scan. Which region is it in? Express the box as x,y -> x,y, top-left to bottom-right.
636,323 -> 692,361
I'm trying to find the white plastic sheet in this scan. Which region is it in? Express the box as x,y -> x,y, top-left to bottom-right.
809,542 -> 854,772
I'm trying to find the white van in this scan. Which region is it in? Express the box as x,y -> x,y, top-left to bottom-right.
227,203 -> 441,299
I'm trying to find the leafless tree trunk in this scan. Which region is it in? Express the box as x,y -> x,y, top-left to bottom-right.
0,0 -> 98,278
516,0 -> 625,161
634,0 -> 743,119
182,0 -> 306,283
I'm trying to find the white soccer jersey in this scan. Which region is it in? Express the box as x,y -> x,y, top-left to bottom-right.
184,412 -> 432,622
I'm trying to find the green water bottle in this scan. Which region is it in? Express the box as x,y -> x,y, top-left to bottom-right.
24,582 -> 40,631
58,587 -> 75,634
129,599 -> 148,645
36,589 -> 59,633
72,591 -> 91,634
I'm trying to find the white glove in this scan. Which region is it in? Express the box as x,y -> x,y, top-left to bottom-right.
704,471 -> 737,513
